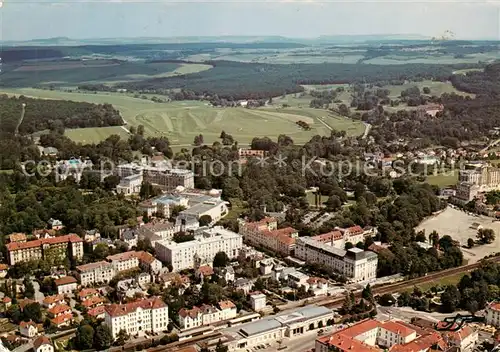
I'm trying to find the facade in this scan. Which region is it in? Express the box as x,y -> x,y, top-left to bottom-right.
224,306 -> 333,350
176,198 -> 228,227
295,237 -> 378,282
486,302 -> 500,327
138,221 -> 178,245
106,251 -> 140,272
33,337 -> 54,352
55,276 -> 78,295
42,295 -> 65,309
116,163 -> 195,191
249,292 -> 266,311
238,149 -> 265,159
19,321 -> 38,338
155,227 -> 242,271
116,174 -> 143,195
455,164 -> 500,201
312,226 -> 374,250
76,261 -> 115,286
104,297 -> 169,339
178,301 -> 237,330
6,234 -> 84,265
239,218 -> 298,256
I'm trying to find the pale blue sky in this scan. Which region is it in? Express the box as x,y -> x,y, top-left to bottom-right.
1,0 -> 499,41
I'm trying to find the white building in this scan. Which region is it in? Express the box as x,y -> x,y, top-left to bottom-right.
178,300 -> 237,330
116,174 -> 143,195
116,163 -> 194,191
106,252 -> 140,272
104,297 -> 169,339
250,293 -> 266,312
33,337 -> 54,352
19,320 -> 38,337
76,261 -> 116,286
486,302 -> 500,327
295,237 -> 378,282
155,227 -> 243,271
176,198 -> 229,228
55,276 -> 78,295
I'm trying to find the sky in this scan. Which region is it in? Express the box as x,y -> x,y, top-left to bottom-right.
1,0 -> 499,41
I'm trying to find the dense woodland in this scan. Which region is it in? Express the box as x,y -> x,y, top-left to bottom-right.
0,95 -> 123,135
116,60 -> 465,100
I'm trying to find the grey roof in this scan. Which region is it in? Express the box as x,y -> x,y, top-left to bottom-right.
239,317 -> 282,337
122,229 -> 138,240
345,249 -> 378,261
234,278 -> 251,286
276,306 -> 331,323
298,237 -> 347,258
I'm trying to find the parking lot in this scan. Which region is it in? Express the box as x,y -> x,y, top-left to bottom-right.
416,206 -> 500,263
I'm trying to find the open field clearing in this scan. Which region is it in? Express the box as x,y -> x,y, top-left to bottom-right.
425,172 -> 459,188
0,88 -> 365,145
365,52 -> 500,65
416,207 -> 500,264
0,61 -> 213,87
64,126 -> 130,144
452,68 -> 484,75
403,272 -> 465,293
383,80 -> 474,98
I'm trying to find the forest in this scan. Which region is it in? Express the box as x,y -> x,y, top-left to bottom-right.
451,63 -> 500,97
116,60 -> 469,100
0,95 -> 123,135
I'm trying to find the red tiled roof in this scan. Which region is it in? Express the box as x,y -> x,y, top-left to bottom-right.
8,233 -> 27,243
312,231 -> 343,243
106,251 -> 139,262
244,217 -> 277,230
0,264 -> 8,271
390,332 -> 445,352
218,300 -> 236,310
317,334 -> 380,352
82,296 -> 104,308
43,294 -> 65,305
489,302 -> 500,311
76,261 -> 112,272
197,265 -> 214,276
306,277 -> 328,285
48,304 -> 72,316
33,336 -> 52,350
2,297 -> 11,303
179,307 -> 202,319
105,297 -> 166,317
381,321 -> 415,337
19,320 -> 37,328
346,225 -> 363,234
55,276 -> 77,286
6,234 -> 82,251
136,251 -> 155,264
87,305 -> 106,317
79,288 -> 98,299
51,313 -> 73,326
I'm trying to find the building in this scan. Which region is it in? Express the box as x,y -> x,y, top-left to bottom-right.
116,174 -> 143,195
455,163 -> 500,201
106,251 -> 140,272
155,227 -> 242,271
76,261 -> 116,286
176,198 -> 229,228
78,288 -> 99,302
224,306 -> 333,350
139,195 -> 189,218
104,297 -> 169,339
239,218 -> 298,256
116,163 -> 194,191
312,226 -> 374,250
6,234 -> 84,266
33,336 -> 54,352
315,319 -> 457,352
486,302 -> 500,327
87,305 -> 106,320
178,300 -> 237,330
238,149 -> 265,159
234,278 -> 253,295
7,233 -> 27,243
121,228 -> 138,249
249,292 -> 266,312
295,237 -> 378,282
135,250 -> 162,275
439,322 -> 478,352
42,295 -> 65,309
55,276 -> 78,295
19,320 -> 38,337
55,158 -> 93,183
138,221 -> 178,245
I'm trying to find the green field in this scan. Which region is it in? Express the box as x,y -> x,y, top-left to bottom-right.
425,172 -> 459,188
1,88 -> 365,145
64,126 -> 130,144
403,272 -> 465,293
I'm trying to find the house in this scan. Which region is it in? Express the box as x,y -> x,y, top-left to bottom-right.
83,229 -> 100,243
215,266 -> 235,283
87,305 -> 106,320
196,265 -> 214,282
249,292 -> 266,311
48,304 -> 73,327
78,288 -> 99,302
19,320 -> 38,337
2,297 -> 11,310
259,259 -> 274,275
218,300 -> 237,321
159,272 -> 191,293
82,296 -> 105,310
234,278 -> 253,295
121,228 -> 138,249
33,336 -> 54,352
7,233 -> 27,243
48,304 -> 72,318
55,276 -> 78,295
48,219 -> 63,231
0,264 -> 8,278
179,307 -> 203,330
42,294 -> 66,309
51,313 -> 73,328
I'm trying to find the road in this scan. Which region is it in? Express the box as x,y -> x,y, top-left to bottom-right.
362,122 -> 371,139
14,103 -> 26,136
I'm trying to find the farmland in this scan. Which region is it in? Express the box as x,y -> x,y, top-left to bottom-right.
0,88 -> 365,145
64,126 -> 130,144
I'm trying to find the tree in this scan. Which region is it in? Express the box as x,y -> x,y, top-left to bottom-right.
93,243 -> 110,260
477,228 -> 495,244
199,215 -> 212,227
415,231 -> 427,243
75,324 -> 95,350
114,329 -> 129,346
193,134 -> 204,146
213,252 -> 230,268
325,195 -> 342,211
362,284 -> 374,302
429,231 -> 439,247
378,294 -> 396,306
23,303 -> 42,323
215,339 -> 228,352
345,242 -> 354,250
6,305 -> 22,324
441,285 -> 461,313
137,125 -> 145,136
397,291 -> 411,307
94,324 -> 113,350
467,238 -> 475,248
338,103 -> 350,116
423,87 -> 431,94
23,277 -> 35,299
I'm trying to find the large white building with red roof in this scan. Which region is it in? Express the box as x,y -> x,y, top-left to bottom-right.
104,297 -> 169,339
487,302 -> 500,327
239,217 -> 298,256
6,234 -> 84,265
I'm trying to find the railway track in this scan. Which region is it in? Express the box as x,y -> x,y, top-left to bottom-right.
322,255 -> 500,308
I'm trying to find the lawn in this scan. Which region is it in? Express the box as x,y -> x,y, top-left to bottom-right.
64,126 -> 130,144
382,80 -> 474,99
425,172 -> 459,188
306,192 -> 329,207
1,88 -> 365,145
402,272 -> 466,293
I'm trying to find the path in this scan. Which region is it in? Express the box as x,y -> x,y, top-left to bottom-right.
121,125 -> 131,134
317,116 -> 333,131
14,103 -> 26,136
362,123 -> 371,139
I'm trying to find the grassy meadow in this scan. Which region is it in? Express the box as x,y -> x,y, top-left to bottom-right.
1,88 -> 365,146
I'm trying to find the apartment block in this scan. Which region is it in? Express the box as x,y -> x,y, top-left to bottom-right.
155,227 -> 242,271
295,237 -> 378,282
6,234 -> 84,265
239,217 -> 298,256
76,261 -> 116,286
106,250 -> 162,275
104,297 -> 169,339
116,163 -> 194,191
178,300 -> 237,330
